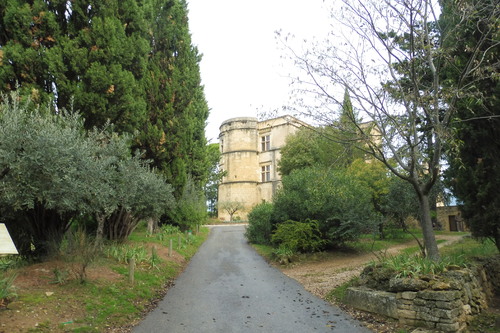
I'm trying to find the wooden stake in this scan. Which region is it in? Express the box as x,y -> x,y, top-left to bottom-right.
128,258 -> 135,284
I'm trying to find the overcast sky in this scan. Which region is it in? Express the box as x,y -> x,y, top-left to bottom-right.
187,0 -> 331,142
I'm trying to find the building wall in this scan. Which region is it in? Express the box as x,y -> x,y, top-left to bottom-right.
436,206 -> 466,232
218,116 -> 306,220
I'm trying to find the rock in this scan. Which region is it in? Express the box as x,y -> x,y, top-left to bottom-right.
429,280 -> 451,290
389,277 -> 428,292
359,264 -> 396,291
344,287 -> 399,319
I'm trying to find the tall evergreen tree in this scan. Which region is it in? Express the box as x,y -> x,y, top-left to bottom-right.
137,0 -> 209,196
0,0 -> 210,203
444,0 -> 500,251
0,0 -> 149,133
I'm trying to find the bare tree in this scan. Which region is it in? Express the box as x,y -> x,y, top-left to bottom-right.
280,0 -> 499,260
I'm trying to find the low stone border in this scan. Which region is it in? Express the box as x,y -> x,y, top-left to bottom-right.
344,267 -> 489,332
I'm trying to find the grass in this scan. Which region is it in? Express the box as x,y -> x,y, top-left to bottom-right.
1,223 -> 210,332
440,236 -> 497,259
325,276 -> 359,303
344,229 -> 422,253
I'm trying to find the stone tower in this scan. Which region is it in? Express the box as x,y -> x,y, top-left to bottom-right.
218,116 -> 307,221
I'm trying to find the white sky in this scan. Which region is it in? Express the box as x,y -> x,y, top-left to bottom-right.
186,0 -> 331,142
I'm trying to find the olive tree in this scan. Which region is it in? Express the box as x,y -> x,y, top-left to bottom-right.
0,94 -> 101,255
0,93 -> 175,254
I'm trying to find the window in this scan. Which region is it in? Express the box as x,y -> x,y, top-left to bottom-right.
261,165 -> 271,182
261,135 -> 270,151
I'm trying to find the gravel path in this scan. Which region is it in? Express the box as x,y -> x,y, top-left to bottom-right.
132,225 -> 372,333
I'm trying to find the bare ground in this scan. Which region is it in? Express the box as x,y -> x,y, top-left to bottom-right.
0,243 -> 186,333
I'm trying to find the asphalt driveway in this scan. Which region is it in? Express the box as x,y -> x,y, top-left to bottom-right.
133,225 -> 372,333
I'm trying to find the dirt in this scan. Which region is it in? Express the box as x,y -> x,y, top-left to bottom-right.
0,242 -> 186,333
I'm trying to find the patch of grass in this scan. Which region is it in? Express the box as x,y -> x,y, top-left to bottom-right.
325,276 -> 359,303
382,252 -> 467,278
398,239 -> 447,256
344,230 -> 422,253
251,244 -> 275,261
27,320 -> 52,332
440,237 -> 497,259
0,273 -> 17,306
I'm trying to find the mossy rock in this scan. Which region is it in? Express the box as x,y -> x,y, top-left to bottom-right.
359,264 -> 397,291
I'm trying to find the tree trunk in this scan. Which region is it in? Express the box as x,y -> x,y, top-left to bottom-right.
95,213 -> 105,248
147,218 -> 158,235
418,193 -> 440,261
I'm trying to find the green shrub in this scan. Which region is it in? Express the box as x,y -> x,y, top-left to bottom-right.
0,274 -> 17,307
272,167 -> 378,248
156,224 -> 181,241
272,245 -> 295,265
245,202 -> 274,245
271,220 -> 325,253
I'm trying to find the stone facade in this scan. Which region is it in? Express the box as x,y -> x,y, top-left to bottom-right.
436,205 -> 466,232
217,116 -> 307,221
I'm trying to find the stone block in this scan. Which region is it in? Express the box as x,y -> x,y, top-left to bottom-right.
399,291 -> 418,300
435,299 -> 462,310
399,318 -> 424,327
429,280 -> 452,290
417,311 -> 440,322
433,307 -> 461,319
435,322 -> 461,332
389,277 -> 428,292
418,290 -> 461,301
413,298 -> 428,306
398,309 -> 418,319
398,303 -> 414,310
344,287 -> 399,319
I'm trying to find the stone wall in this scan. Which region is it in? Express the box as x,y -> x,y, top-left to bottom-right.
345,267 -> 490,332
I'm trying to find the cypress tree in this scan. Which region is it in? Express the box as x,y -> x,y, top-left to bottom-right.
0,0 -> 149,133
0,0 -> 210,201
443,0 -> 500,250
137,0 -> 209,196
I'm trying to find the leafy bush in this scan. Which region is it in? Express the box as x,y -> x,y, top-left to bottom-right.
105,244 -> 148,264
168,176 -> 207,230
155,224 -> 181,242
272,167 -> 378,247
272,245 -> 295,265
271,220 -> 325,253
245,202 -> 274,245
